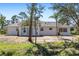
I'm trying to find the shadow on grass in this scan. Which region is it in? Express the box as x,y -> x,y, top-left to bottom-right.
25,43 -> 60,56
34,44 -> 50,56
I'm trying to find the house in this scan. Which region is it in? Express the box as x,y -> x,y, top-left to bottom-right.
6,21 -> 71,36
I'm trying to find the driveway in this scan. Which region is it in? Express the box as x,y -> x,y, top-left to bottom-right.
0,35 -> 76,43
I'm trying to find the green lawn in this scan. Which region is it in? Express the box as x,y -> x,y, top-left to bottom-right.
0,42 -> 33,49
0,42 -> 34,56
0,40 -> 79,56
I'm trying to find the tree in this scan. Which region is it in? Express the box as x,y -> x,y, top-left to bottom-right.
28,3 -> 35,43
19,12 -> 28,20
5,20 -> 10,25
11,15 -> 18,24
18,12 -> 29,26
49,13 -> 59,36
52,3 -> 79,33
21,20 -> 29,26
0,14 -> 6,29
11,15 -> 19,36
33,4 -> 44,44
0,14 -> 6,34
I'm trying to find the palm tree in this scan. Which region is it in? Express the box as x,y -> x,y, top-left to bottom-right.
33,4 -> 44,44
52,3 -> 79,33
28,3 -> 35,43
21,20 -> 29,26
49,13 -> 59,36
19,12 -> 28,20
34,17 -> 38,44
0,14 -> 6,29
11,15 -> 18,24
11,15 -> 19,36
5,20 -> 10,25
14,4 -> 44,43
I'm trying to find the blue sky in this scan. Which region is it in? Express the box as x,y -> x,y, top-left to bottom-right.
0,3 -> 55,22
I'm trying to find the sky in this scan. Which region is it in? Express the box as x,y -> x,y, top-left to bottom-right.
0,3 -> 55,22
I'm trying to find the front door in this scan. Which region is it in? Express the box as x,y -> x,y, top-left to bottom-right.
21,27 -> 27,36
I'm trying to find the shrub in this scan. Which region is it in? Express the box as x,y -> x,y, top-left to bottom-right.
0,40 -> 79,56
47,41 -> 65,49
0,49 -> 16,56
0,29 -> 6,34
13,49 -> 26,56
58,48 -> 79,56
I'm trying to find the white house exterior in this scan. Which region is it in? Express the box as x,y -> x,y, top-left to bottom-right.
6,21 -> 71,36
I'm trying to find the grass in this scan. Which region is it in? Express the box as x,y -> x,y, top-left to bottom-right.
0,39 -> 79,56
0,42 -> 33,50
0,42 -> 34,56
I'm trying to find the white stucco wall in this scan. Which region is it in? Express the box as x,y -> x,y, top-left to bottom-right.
7,26 -> 17,36
6,23 -> 71,36
59,27 -> 71,35
19,27 -> 37,36
7,26 -> 71,36
39,26 -> 57,36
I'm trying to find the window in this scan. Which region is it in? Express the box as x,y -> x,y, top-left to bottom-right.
49,28 -> 52,30
63,28 -> 67,32
40,28 -> 44,31
59,28 -> 67,32
23,27 -> 26,33
59,28 -> 62,32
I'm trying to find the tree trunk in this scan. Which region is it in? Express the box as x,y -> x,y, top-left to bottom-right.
35,18 -> 37,44
28,3 -> 35,43
16,28 -> 19,36
56,18 -> 58,36
1,24 -> 3,30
